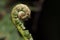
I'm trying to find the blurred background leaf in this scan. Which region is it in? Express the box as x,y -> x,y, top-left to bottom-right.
0,13 -> 24,40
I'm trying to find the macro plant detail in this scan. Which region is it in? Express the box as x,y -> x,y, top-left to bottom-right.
11,4 -> 33,40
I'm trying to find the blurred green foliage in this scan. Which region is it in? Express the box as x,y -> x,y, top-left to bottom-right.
0,0 -> 23,40
0,13 -> 24,40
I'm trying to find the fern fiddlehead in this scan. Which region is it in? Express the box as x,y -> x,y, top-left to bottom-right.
11,4 -> 33,40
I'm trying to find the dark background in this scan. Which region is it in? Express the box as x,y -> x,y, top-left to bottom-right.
38,0 -> 58,40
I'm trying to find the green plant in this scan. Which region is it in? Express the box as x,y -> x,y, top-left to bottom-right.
11,4 -> 33,40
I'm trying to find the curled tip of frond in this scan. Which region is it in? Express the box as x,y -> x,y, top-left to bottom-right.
12,4 -> 31,20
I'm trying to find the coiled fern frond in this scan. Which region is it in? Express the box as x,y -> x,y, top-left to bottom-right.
11,4 -> 33,40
